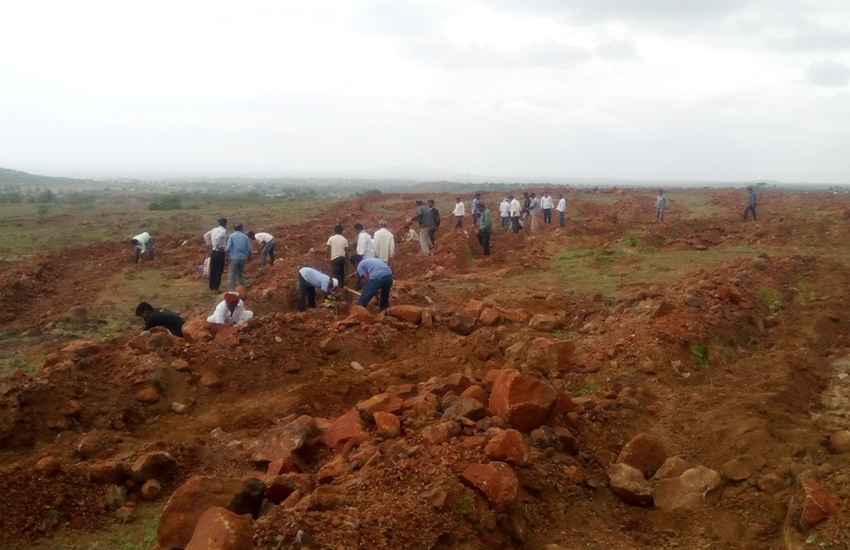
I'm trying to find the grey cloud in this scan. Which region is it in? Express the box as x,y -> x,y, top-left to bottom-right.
398,37 -> 591,70
770,22 -> 850,52
806,60 -> 850,86
594,39 -> 640,61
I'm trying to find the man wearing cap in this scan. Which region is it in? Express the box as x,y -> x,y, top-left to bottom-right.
247,230 -> 276,267
225,223 -> 252,291
349,255 -> 393,312
372,220 -> 395,262
203,218 -> 228,292
131,231 -> 154,263
207,292 -> 254,326
298,267 -> 338,312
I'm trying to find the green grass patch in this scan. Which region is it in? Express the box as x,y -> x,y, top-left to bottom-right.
757,287 -> 782,314
623,231 -> 640,247
573,382 -> 599,397
795,281 -> 816,304
690,344 -> 709,367
0,352 -> 41,375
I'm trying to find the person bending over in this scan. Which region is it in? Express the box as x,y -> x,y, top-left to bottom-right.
135,302 -> 184,337
349,254 -> 393,312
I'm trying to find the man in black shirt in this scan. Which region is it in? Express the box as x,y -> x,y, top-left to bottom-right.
135,302 -> 185,337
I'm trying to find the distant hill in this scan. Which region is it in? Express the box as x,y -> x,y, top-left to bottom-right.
0,167 -> 95,187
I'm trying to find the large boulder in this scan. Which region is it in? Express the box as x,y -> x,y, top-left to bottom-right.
616,433 -> 667,478
185,507 -> 253,550
449,311 -> 478,335
323,408 -> 369,450
157,476 -> 248,550
528,314 -> 561,332
484,429 -> 530,465
654,466 -> 722,512
489,369 -> 557,432
607,463 -> 653,506
252,416 -> 318,463
460,462 -> 519,510
386,305 -> 423,324
130,451 -> 178,483
525,338 -> 575,374
181,320 -> 212,343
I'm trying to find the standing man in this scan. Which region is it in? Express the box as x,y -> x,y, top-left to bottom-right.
349,255 -> 393,312
528,192 -> 541,233
207,291 -> 254,326
522,192 -> 531,221
452,198 -> 465,228
655,189 -> 669,222
471,193 -> 481,226
297,267 -> 338,312
354,223 -> 376,259
541,191 -> 554,224
131,231 -> 154,263
204,218 -> 228,292
225,224 -> 251,291
326,225 -> 349,288
477,202 -> 492,256
428,200 -> 441,244
557,194 -> 567,227
247,231 -> 276,267
509,195 -> 522,233
744,187 -> 757,221
499,197 -> 511,230
372,220 -> 395,262
409,200 -> 435,255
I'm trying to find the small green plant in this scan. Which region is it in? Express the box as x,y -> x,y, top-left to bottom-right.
795,281 -> 816,304
0,352 -> 39,375
551,330 -> 564,339
456,497 -> 471,517
37,204 -> 50,222
463,245 -> 475,264
573,382 -> 599,397
623,231 -> 640,247
46,508 -> 60,527
757,287 -> 782,314
690,344 -> 709,366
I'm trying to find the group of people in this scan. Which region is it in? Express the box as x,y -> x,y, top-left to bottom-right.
493,191 -> 567,234
202,218 -> 277,293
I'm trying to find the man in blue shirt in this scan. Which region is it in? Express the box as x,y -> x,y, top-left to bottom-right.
349,255 -> 393,311
225,224 -> 252,291
297,267 -> 338,312
744,187 -> 757,221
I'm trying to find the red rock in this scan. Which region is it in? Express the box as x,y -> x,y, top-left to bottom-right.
323,408 -> 369,450
115,506 -> 136,524
61,339 -> 102,357
442,398 -> 488,421
136,387 -> 160,404
140,479 -> 162,500
130,451 -> 178,483
653,301 -> 675,317
607,463 -> 653,506
504,309 -> 529,323
200,371 -> 223,389
348,443 -> 379,468
318,334 -> 343,354
421,423 -> 452,452
420,373 -> 474,397
652,457 -> 694,481
617,433 -> 667,478
528,314 -> 560,331
756,473 -> 786,494
127,335 -> 151,353
715,286 -> 741,304
459,385 -> 487,404
489,369 -> 557,432
252,416 -> 318,462
355,393 -> 404,420
35,456 -> 61,477
654,466 -> 722,512
462,300 -> 486,318
449,311 -> 477,335
479,308 -> 501,327
800,478 -> 841,530
460,462 -> 519,510
401,394 -> 438,418
721,456 -> 755,481
214,328 -> 238,347
88,461 -> 127,485
484,429 -> 530,465
829,429 -> 850,453
386,305 -> 423,324
553,427 -> 577,454
182,320 -> 213,343
384,383 -> 417,399
421,309 -> 434,327
341,305 -> 375,326
158,476 -> 247,549
373,412 -> 401,438
42,352 -> 68,369
185,507 -> 253,550
316,456 -> 349,484
265,473 -> 314,504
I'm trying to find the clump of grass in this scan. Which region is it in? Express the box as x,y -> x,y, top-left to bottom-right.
623,231 -> 640,247
0,352 -> 40,375
573,382 -> 599,397
795,281 -> 816,304
757,287 -> 782,314
690,344 -> 709,367
463,245 -> 475,265
551,330 -> 564,339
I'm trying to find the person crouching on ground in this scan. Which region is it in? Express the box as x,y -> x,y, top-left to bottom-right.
208,291 -> 254,326
131,232 -> 154,263
135,302 -> 184,337
298,267 -> 339,312
349,254 -> 393,311
247,231 -> 276,267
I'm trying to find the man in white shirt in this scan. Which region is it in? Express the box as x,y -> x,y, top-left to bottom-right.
354,223 -> 376,259
207,291 -> 254,326
372,220 -> 395,262
131,232 -> 154,263
528,193 -> 542,233
298,267 -> 338,312
499,198 -> 511,230
203,218 -> 228,292
509,195 -> 522,233
541,191 -> 554,224
326,225 -> 349,288
557,194 -> 567,227
401,225 -> 419,242
248,231 -> 276,267
452,198 -> 465,228
471,193 -> 481,226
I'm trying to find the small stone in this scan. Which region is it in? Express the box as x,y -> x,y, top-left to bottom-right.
654,466 -> 722,512
373,412 -> 401,439
35,456 -> 61,477
136,387 -> 160,404
422,487 -> 448,510
652,456 -> 694,481
460,462 -> 519,510
800,478 -> 841,530
323,408 -> 369,450
115,506 -> 136,524
105,484 -> 127,511
184,507 -> 253,550
485,429 -> 530,465
721,456 -> 755,481
448,311 -> 477,335
129,451 -> 178,483
200,372 -> 223,389
68,305 -> 88,323
617,433 -> 667,478
607,463 -> 653,506
828,430 -> 850,454
528,314 -> 559,332
488,369 -> 557,432
171,402 -> 189,414
140,479 -> 162,500
756,473 -> 786,494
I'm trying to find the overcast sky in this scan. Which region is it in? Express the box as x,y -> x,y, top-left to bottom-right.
1,0 -> 849,182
